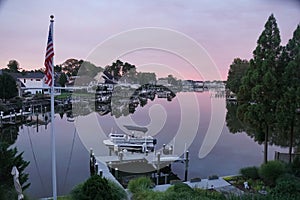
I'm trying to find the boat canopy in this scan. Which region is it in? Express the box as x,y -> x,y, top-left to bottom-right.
123,125 -> 148,133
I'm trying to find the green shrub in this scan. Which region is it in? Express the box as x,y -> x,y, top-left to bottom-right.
271,173 -> 300,198
128,177 -> 154,194
194,188 -> 226,200
240,166 -> 259,179
173,182 -> 194,193
70,183 -> 86,200
82,175 -> 113,200
291,156 -> 300,177
258,160 -> 286,186
71,175 -> 126,200
132,190 -> 164,200
107,179 -> 127,200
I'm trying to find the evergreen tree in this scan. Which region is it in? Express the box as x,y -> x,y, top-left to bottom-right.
237,14 -> 282,163
276,25 -> 300,162
0,126 -> 30,199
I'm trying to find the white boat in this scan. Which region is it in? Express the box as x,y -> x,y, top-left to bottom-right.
103,132 -> 156,152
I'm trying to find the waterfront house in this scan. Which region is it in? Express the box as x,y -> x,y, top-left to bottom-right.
8,72 -> 61,96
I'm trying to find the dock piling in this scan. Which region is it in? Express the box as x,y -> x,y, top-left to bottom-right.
184,151 -> 189,182
156,152 -> 161,185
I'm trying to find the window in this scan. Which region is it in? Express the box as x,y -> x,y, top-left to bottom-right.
36,79 -> 41,81
24,79 -> 26,83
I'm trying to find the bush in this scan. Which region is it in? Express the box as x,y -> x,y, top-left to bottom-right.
270,173 -> 300,198
173,182 -> 194,193
291,156 -> 300,177
128,177 -> 154,194
240,166 -> 259,179
82,175 -> 114,200
258,160 -> 286,186
132,190 -> 164,200
70,183 -> 86,200
107,179 -> 127,200
71,175 -> 126,200
194,188 -> 226,200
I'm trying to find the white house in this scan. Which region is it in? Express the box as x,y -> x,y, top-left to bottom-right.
8,72 -> 60,96
17,72 -> 45,95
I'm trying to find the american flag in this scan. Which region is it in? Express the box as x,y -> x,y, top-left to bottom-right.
44,22 -> 54,86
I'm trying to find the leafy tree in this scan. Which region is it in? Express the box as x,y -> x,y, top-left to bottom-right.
226,58 -> 249,94
7,60 -> 20,73
237,14 -> 282,163
54,64 -> 62,72
121,62 -> 137,83
62,58 -> 81,76
0,73 -> 18,100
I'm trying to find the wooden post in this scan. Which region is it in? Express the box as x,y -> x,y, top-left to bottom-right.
115,168 -> 119,180
98,169 -> 103,177
89,148 -> 94,176
95,163 -> 98,175
36,112 -> 39,132
20,109 -> 23,123
0,111 -> 3,128
184,151 -> 189,182
156,152 -> 161,185
14,111 -> 17,123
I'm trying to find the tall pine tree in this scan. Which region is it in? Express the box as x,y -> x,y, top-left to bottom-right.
237,14 -> 281,163
276,25 -> 300,163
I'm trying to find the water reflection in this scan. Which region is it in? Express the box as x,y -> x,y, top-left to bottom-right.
95,84 -> 176,117
225,101 -> 300,148
4,89 -> 290,199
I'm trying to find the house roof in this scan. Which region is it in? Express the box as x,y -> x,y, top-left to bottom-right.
19,72 -> 44,79
6,72 -> 44,80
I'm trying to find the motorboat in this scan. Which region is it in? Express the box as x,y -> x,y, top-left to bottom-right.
103,128 -> 157,153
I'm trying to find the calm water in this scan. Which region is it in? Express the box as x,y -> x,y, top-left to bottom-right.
14,91 -> 287,198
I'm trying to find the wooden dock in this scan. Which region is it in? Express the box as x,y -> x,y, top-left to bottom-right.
0,111 -> 32,127
97,152 -> 182,167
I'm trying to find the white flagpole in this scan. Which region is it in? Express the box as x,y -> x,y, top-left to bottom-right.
50,15 -> 57,200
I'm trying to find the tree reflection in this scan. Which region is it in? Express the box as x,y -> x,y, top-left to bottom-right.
95,84 -> 176,118
226,101 -> 300,150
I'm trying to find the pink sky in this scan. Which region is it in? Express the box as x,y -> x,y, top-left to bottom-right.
0,0 -> 299,80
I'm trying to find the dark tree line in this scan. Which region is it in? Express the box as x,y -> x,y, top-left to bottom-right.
226,14 -> 300,163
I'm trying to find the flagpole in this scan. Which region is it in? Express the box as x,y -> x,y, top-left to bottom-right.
50,15 -> 57,200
